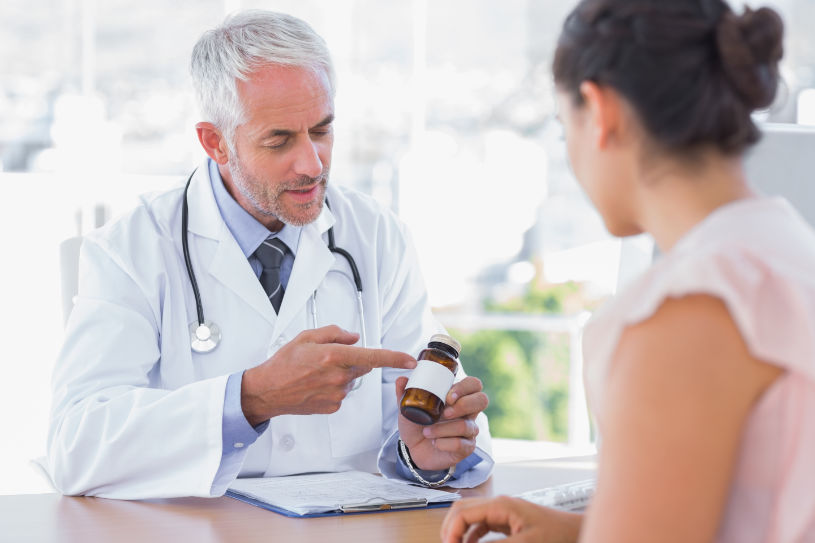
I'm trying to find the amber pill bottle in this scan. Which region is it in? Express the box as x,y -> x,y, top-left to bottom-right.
399,333 -> 461,425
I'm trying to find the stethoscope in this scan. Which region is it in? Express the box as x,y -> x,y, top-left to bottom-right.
181,169 -> 367,374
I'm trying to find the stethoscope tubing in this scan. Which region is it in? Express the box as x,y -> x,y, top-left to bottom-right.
326,208 -> 362,293
182,169 -> 205,327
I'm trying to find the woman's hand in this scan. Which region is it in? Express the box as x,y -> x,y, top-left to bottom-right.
440,496 -> 582,543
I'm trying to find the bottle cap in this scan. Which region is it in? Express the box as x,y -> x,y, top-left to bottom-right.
429,333 -> 461,356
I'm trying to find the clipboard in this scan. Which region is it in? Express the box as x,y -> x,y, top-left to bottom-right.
226,471 -> 459,518
227,490 -> 455,518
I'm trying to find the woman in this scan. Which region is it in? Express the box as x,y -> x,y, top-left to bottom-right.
442,1 -> 815,542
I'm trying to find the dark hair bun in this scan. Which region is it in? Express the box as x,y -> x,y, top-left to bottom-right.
716,7 -> 784,109
552,0 -> 786,155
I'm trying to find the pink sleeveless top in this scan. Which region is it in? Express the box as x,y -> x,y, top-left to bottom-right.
583,197 -> 815,543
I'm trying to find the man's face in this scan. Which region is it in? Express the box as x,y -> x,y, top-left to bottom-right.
222,64 -> 334,231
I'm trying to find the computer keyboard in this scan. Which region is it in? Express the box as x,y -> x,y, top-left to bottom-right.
516,478 -> 596,512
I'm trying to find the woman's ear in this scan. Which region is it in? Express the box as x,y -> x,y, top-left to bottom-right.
579,81 -> 623,150
195,122 -> 230,164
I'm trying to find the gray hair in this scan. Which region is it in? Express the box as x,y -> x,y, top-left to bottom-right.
190,10 -> 335,150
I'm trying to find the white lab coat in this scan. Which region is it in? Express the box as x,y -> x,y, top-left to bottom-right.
47,162 -> 492,499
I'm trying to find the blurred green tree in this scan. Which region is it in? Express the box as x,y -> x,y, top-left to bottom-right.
449,273 -> 598,442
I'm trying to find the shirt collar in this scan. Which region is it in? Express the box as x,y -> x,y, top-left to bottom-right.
208,158 -> 302,257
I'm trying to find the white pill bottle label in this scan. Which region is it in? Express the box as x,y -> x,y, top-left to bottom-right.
405,360 -> 456,401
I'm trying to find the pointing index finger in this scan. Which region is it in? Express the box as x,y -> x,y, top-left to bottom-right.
339,345 -> 417,371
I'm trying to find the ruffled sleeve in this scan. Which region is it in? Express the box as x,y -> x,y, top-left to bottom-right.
622,244 -> 815,381
583,237 -> 815,420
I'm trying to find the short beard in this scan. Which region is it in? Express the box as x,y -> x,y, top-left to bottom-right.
228,154 -> 328,227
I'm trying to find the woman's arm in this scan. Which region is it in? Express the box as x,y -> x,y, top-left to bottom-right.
580,294 -> 781,543
440,294 -> 782,543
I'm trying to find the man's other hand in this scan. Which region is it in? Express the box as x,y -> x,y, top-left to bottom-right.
395,375 -> 489,471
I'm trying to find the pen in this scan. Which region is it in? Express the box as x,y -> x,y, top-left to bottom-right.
340,498 -> 428,513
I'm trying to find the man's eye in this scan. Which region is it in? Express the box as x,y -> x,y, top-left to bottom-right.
265,139 -> 288,149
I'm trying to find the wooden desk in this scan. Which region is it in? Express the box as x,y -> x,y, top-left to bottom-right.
0,457 -> 596,543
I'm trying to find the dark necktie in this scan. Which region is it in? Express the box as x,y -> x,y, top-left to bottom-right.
254,237 -> 289,313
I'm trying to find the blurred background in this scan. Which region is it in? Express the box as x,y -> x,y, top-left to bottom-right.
2,0 -> 813,493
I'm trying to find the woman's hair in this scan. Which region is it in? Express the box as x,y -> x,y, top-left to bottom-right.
190,10 -> 335,150
552,0 -> 784,154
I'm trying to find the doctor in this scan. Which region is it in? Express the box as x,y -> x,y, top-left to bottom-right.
47,10 -> 493,499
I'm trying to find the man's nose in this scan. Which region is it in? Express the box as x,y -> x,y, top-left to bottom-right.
292,138 -> 323,179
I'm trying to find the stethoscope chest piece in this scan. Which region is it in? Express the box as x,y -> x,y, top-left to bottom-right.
189,321 -> 221,353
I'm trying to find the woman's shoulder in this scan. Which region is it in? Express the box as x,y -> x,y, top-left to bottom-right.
593,197 -> 815,377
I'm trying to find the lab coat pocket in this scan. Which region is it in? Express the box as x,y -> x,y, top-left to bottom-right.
328,368 -> 383,457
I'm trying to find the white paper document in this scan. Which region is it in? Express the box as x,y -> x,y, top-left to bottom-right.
227,471 -> 460,516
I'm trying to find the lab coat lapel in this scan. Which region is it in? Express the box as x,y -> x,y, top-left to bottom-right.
186,161 -> 277,325
273,205 -> 335,338
208,225 -> 277,324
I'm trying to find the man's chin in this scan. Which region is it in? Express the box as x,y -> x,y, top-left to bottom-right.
279,200 -> 325,227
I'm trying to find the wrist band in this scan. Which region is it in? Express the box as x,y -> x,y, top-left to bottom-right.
398,439 -> 455,487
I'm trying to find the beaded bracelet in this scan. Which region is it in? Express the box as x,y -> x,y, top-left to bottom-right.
398,439 -> 455,487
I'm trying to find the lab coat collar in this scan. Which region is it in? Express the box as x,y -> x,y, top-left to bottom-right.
186,159 -> 223,241
185,159 -> 275,325
310,189 -> 336,235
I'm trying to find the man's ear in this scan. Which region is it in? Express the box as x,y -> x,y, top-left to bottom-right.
578,81 -> 623,150
196,122 -> 230,164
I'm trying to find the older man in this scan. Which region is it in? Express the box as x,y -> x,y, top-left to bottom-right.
47,10 -> 492,499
